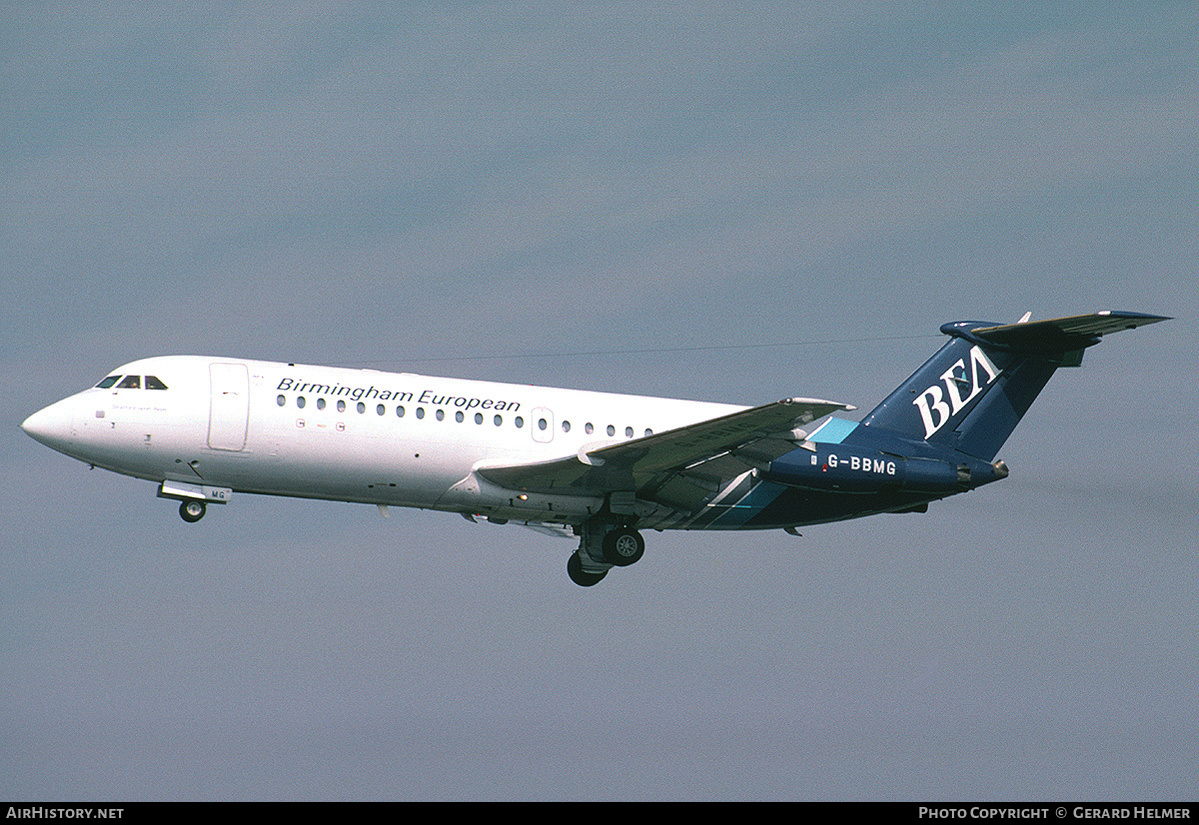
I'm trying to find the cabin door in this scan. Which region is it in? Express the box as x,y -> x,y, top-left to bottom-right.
208,363 -> 250,451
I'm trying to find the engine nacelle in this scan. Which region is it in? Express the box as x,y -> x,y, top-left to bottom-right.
765,447 -> 1006,493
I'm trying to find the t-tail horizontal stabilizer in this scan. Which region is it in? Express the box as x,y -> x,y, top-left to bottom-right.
856,311 -> 1169,461
951,310 -> 1170,364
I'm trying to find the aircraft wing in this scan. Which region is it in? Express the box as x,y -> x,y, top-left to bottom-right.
476,397 -> 853,503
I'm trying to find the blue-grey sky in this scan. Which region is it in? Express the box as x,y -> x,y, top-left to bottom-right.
2,2 -> 1195,801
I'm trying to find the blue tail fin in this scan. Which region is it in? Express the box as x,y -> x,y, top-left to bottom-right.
857,312 -> 1168,461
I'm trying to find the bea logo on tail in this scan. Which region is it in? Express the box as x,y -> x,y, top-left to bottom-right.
912,345 -> 1001,439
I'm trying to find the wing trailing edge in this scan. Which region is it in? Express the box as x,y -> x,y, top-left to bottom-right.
476,396 -> 854,495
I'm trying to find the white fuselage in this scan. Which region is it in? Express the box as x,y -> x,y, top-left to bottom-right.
21,312 -> 1163,586
24,355 -> 745,527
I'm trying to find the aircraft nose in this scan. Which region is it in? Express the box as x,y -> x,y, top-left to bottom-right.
21,400 -> 76,451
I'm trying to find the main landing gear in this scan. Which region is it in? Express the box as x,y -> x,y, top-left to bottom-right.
566,522 -> 646,587
567,552 -> 607,587
603,527 -> 645,566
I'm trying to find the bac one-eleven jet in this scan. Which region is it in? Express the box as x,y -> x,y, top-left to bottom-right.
22,311 -> 1166,586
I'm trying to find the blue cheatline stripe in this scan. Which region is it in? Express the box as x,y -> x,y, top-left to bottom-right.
705,480 -> 788,528
808,416 -> 857,444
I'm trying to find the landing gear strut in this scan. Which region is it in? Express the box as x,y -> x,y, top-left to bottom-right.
179,499 -> 207,523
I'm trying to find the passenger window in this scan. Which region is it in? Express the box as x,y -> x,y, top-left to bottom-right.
455,411 -> 464,423
96,375 -> 121,389
117,375 -> 141,389
277,395 -> 286,407
625,427 -> 634,438
144,375 -> 168,390
606,424 -> 615,437
316,398 -> 326,410
396,406 -> 405,418
436,409 -> 445,421
337,400 -> 346,413
494,415 -> 502,426
475,413 -> 484,425
297,396 -> 306,409
562,421 -> 571,433
585,423 -> 594,434
356,402 -> 366,414
515,416 -> 524,428
377,404 -> 385,416
416,408 -> 425,419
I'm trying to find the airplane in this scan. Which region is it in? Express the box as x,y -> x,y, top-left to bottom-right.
21,310 -> 1167,586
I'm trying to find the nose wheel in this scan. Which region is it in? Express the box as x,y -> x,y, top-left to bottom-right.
179,499 -> 207,523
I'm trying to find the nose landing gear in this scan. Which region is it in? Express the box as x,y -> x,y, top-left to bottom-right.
178,499 -> 207,523
158,480 -> 229,523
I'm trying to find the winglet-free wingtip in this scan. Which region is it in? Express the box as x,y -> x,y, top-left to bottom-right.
781,396 -> 856,412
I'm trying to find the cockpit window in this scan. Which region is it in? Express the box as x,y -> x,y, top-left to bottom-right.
96,374 -> 167,390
